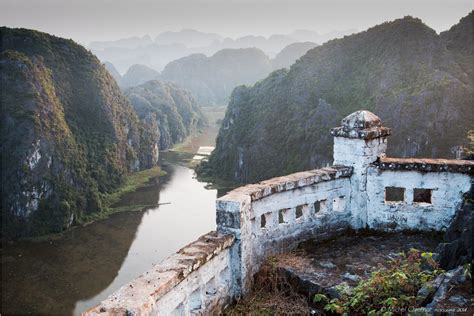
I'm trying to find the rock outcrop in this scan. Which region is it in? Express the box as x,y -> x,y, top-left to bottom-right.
436,186 -> 473,270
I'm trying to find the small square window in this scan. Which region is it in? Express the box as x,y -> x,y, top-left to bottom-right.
414,189 -> 432,204
385,187 -> 405,203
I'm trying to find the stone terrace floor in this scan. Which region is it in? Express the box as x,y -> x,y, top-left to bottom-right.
276,231 -> 443,296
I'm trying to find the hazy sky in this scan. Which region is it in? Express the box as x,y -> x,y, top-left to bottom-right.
1,0 -> 472,45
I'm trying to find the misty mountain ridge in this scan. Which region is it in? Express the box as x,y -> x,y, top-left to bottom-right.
109,42 -> 318,106
89,28 -> 354,73
154,29 -> 223,48
199,12 -> 474,183
121,64 -> 160,88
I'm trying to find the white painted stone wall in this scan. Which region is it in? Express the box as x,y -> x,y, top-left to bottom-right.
366,168 -> 472,231
248,178 -> 351,273
152,250 -> 233,315
84,232 -> 235,316
333,136 -> 388,229
216,166 -> 353,294
85,110 -> 473,315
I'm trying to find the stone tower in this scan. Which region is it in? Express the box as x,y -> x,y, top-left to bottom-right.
331,110 -> 391,228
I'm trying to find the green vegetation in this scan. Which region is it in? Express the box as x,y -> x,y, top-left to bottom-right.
78,166 -> 166,223
1,27 -> 160,238
313,250 -> 442,315
200,13 -> 474,183
125,80 -> 207,150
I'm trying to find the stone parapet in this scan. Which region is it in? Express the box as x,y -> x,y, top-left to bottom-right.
373,157 -> 474,174
220,165 -> 353,203
84,231 -> 235,316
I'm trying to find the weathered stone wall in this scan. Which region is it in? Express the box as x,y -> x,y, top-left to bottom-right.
333,136 -> 389,229
216,165 -> 353,294
84,232 -> 235,316
83,110 -> 473,315
366,167 -> 472,231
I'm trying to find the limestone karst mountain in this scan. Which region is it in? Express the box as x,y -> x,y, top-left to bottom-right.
0,27 -> 160,237
272,41 -> 318,70
199,12 -> 474,183
124,80 -> 207,150
104,61 -> 123,86
440,11 -> 473,81
160,48 -> 273,106
121,64 -> 160,88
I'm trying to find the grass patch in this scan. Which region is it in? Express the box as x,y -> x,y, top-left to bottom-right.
104,166 -> 166,208
77,166 -> 166,224
16,166 -> 166,242
170,131 -> 200,153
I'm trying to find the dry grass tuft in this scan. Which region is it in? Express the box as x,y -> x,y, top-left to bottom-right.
225,257 -> 310,316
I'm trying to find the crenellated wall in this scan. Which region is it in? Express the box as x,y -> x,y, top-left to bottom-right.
85,111 -> 473,316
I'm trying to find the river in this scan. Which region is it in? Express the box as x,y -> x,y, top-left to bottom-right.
1,122 -> 229,315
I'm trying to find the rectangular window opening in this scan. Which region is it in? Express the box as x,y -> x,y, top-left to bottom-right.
205,277 -> 217,295
278,209 -> 285,224
385,187 -> 405,203
260,214 -> 266,228
314,199 -> 327,214
189,288 -> 202,311
414,188 -> 432,204
295,205 -> 304,218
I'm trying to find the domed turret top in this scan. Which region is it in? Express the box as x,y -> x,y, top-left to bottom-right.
331,110 -> 391,140
342,110 -> 381,130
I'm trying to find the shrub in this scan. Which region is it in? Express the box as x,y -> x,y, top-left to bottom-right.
313,249 -> 443,315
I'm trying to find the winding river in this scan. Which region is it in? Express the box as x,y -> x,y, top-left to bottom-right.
2,146 -> 227,315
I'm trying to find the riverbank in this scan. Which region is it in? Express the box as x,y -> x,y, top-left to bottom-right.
2,150 -> 221,316
104,166 -> 167,212
11,166 -> 166,243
